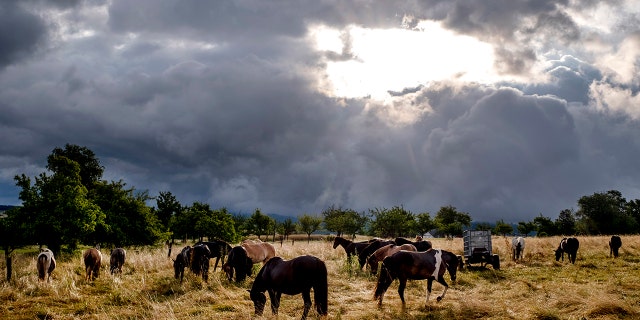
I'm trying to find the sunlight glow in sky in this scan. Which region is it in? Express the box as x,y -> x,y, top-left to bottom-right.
313,21 -> 498,100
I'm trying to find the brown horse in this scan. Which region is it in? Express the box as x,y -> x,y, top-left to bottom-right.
357,239 -> 395,270
332,236 -> 373,262
37,249 -> 56,282
223,240 -> 276,282
366,244 -> 417,275
173,246 -> 192,282
83,248 -> 102,281
110,248 -> 126,275
374,249 -> 460,307
249,255 -> 328,320
190,243 -> 212,282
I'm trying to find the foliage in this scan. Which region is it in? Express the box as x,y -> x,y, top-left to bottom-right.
555,209 -> 576,235
47,144 -> 104,191
182,202 -> 238,243
245,209 -> 273,240
533,214 -> 557,236
414,212 -> 435,236
321,205 -> 367,237
280,218 -> 296,240
434,205 -> 471,237
368,205 -> 415,238
297,214 -> 323,242
577,190 -> 638,234
155,191 -> 182,231
493,219 -> 513,236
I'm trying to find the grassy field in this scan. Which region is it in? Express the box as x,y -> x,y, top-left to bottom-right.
1,235 -> 639,320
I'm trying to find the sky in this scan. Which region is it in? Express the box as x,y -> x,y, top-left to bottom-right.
2,0 -> 640,223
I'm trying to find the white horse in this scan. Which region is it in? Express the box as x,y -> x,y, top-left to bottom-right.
512,237 -> 525,261
37,249 -> 56,282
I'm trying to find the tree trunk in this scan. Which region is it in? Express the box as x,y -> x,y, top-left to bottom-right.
4,247 -> 12,282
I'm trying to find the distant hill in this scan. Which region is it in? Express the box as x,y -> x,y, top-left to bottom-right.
0,205 -> 18,212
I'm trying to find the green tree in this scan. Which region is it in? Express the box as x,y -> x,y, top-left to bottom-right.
475,222 -> 493,231
246,209 -> 273,240
517,221 -> 537,235
298,214 -> 323,243
369,206 -> 416,238
281,218 -> 296,240
493,219 -> 513,236
434,205 -> 471,238
155,191 -> 182,231
415,212 -> 435,237
321,206 -> 367,238
15,155 -> 104,255
48,144 -> 104,192
193,206 -> 237,243
533,214 -> 557,236
577,190 -> 636,234
555,209 -> 576,235
0,207 -> 30,281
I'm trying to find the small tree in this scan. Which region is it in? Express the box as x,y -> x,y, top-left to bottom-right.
281,218 -> 296,240
493,220 -> 513,236
434,205 -> 471,238
246,209 -> 273,240
298,214 -> 323,243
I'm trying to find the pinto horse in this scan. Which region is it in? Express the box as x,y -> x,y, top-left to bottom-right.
357,239 -> 395,270
512,237 -> 525,261
249,255 -> 328,320
332,236 -> 373,262
394,237 -> 433,251
37,249 -> 56,282
555,237 -> 579,264
195,239 -> 233,271
223,240 -> 276,282
610,235 -> 622,258
83,248 -> 102,281
374,249 -> 459,307
190,243 -> 211,282
173,246 -> 192,282
110,248 -> 126,275
367,244 -> 417,275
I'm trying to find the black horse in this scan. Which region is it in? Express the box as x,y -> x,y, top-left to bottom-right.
195,240 -> 233,271
357,239 -> 395,269
555,237 -> 580,264
225,245 -> 254,282
332,236 -> 374,262
609,235 -> 622,258
394,237 -> 433,251
173,246 -> 192,282
374,249 -> 459,307
190,243 -> 211,282
249,255 -> 328,320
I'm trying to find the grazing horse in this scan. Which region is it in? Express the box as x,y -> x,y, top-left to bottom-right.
195,239 -> 233,271
394,237 -> 433,251
224,241 -> 276,282
173,246 -> 192,282
374,249 -> 459,307
555,237 -> 580,264
190,243 -> 211,282
367,244 -> 417,275
512,237 -> 525,261
249,255 -> 328,320
110,248 -> 126,275
358,239 -> 395,270
609,235 -> 622,258
332,236 -> 373,262
83,248 -> 102,281
36,249 -> 56,282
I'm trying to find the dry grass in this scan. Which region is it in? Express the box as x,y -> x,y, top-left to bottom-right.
1,235 -> 640,319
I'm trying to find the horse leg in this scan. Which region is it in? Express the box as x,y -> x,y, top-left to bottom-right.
426,278 -> 433,304
397,278 -> 407,305
268,289 -> 280,315
436,276 -> 448,302
213,257 -> 220,272
301,289 -> 312,320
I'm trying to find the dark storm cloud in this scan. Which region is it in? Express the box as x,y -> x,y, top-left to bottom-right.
2,1 -> 640,222
0,2 -> 46,67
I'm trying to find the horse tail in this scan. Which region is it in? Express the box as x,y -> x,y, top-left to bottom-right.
314,260 -> 329,316
37,253 -> 48,281
373,258 -> 395,301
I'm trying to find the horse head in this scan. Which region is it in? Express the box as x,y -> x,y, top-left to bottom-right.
442,251 -> 459,282
249,289 -> 267,316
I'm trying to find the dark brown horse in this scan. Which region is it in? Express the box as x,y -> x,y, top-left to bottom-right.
366,244 -> 417,275
394,237 -> 433,251
173,246 -> 192,282
37,249 -> 56,282
223,240 -> 276,282
83,248 -> 102,281
555,237 -> 579,264
357,239 -> 395,270
110,248 -> 126,275
195,240 -> 233,271
609,235 -> 622,258
332,236 -> 373,262
190,243 -> 211,282
249,255 -> 328,320
374,249 -> 460,307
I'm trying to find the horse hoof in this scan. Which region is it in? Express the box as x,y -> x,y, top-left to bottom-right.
436,296 -> 443,302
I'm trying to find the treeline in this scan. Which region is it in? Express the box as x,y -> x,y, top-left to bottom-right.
2,145 -> 640,278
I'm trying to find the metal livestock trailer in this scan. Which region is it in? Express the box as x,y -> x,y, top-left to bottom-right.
463,230 -> 500,269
